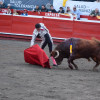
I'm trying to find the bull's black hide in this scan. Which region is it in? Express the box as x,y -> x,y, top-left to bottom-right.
51,38 -> 100,70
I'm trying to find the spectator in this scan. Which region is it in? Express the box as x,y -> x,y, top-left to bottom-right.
89,8 -> 100,17
6,4 -> 11,14
21,9 -> 28,16
33,5 -> 40,12
0,8 -> 2,13
49,5 -> 57,13
0,1 -> 5,8
65,6 -> 72,14
41,5 -> 48,12
6,9 -> 11,14
7,4 -> 11,9
13,9 -> 18,15
58,7 -> 64,13
72,6 -> 80,20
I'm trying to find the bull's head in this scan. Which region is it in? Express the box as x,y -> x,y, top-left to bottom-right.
51,50 -> 63,65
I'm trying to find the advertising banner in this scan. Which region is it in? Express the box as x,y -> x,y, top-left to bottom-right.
4,0 -> 53,10
53,0 -> 63,12
53,0 -> 100,15
66,1 -> 100,15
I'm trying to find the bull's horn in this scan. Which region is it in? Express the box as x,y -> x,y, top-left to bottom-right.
54,50 -> 59,58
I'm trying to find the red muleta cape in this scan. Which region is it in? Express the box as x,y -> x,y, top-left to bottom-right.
24,44 -> 51,68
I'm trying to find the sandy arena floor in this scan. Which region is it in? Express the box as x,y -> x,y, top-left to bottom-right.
0,39 -> 100,100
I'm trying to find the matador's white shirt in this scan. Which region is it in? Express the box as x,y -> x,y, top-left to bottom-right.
30,23 -> 53,46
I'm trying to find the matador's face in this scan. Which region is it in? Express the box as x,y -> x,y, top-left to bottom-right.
36,28 -> 41,32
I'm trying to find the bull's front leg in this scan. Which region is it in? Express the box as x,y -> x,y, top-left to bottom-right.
92,57 -> 100,71
71,60 -> 78,70
68,55 -> 78,70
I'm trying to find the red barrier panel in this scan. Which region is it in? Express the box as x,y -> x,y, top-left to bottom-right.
80,15 -> 100,21
43,18 -> 73,38
73,20 -> 100,39
25,11 -> 71,19
0,14 -> 100,40
0,15 -> 12,33
12,16 -> 43,35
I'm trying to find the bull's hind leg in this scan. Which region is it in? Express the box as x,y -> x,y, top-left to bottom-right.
93,62 -> 99,71
92,57 -> 100,71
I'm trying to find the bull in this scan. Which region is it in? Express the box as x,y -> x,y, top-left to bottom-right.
51,38 -> 100,70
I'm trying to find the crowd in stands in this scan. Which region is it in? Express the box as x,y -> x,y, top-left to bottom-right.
0,0 -> 100,20
32,5 -> 81,20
